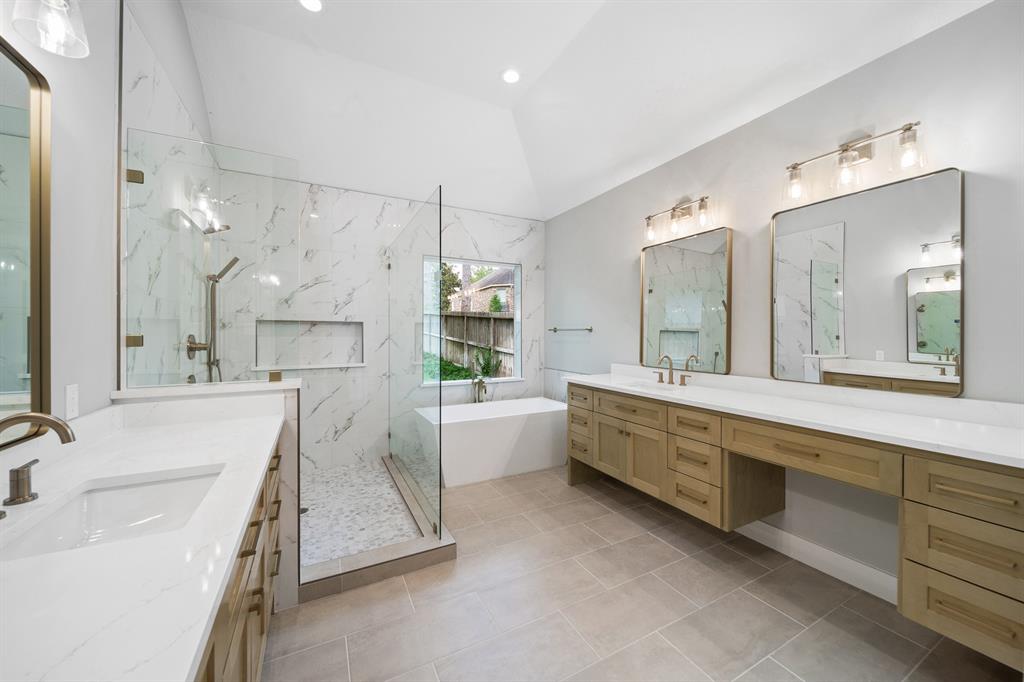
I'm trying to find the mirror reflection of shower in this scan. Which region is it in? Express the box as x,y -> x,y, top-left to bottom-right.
187,256 -> 239,382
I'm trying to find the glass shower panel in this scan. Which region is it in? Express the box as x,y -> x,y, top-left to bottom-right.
810,260 -> 843,356
388,187 -> 442,537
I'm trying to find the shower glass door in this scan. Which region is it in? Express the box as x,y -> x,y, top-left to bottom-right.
388,186 -> 442,537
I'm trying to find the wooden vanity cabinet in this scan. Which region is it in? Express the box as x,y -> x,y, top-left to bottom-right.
195,447 -> 283,682
592,413 -> 628,481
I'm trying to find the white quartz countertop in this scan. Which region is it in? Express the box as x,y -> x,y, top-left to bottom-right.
0,396 -> 285,681
568,372 -> 1023,470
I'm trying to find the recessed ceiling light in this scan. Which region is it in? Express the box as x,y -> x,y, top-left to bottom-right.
299,0 -> 323,12
501,69 -> 520,85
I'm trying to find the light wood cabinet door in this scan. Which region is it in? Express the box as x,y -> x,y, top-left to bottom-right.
667,406 -> 721,445
905,456 -> 1024,531
822,372 -> 893,391
722,418 -> 902,496
593,413 -> 628,481
626,423 -> 667,497
902,501 -> 1024,601
901,560 -> 1024,671
594,391 -> 667,431
668,435 -> 722,486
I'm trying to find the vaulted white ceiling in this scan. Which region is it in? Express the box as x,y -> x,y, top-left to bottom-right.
177,0 -> 988,219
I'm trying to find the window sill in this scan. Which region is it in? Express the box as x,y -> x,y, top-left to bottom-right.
422,377 -> 525,388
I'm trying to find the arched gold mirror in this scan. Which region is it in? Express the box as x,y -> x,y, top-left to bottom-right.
0,35 -> 51,449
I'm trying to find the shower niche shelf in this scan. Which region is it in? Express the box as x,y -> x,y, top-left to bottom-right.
255,319 -> 364,371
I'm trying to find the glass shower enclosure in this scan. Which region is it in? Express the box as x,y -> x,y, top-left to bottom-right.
121,127 -> 444,583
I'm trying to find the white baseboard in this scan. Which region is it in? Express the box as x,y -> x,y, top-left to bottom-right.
737,520 -> 898,604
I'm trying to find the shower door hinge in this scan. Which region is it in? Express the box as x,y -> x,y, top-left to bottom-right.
126,169 -> 145,184
125,334 -> 144,348
387,263 -> 392,270
432,522 -> 438,535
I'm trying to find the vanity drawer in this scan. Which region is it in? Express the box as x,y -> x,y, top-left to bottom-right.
567,385 -> 594,410
890,378 -> 961,397
668,406 -> 721,445
595,391 -> 667,431
901,560 -> 1024,671
661,469 -> 722,527
822,372 -> 892,391
568,406 -> 594,437
722,418 -> 902,496
668,435 -> 722,486
902,501 -> 1024,601
905,457 -> 1024,531
567,433 -> 594,466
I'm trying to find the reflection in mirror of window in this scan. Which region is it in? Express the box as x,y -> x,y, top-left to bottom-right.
424,259 -> 522,383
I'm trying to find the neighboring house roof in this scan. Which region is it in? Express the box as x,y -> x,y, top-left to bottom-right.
467,268 -> 514,291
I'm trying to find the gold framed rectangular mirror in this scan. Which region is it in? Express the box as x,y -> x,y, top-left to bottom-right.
770,168 -> 963,396
0,36 -> 51,449
640,227 -> 732,374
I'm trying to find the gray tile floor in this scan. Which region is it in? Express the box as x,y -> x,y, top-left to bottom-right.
266,467 -> 1020,682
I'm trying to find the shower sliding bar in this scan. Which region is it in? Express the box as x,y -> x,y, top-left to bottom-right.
547,326 -> 593,333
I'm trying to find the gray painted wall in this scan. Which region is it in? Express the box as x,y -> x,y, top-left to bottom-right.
545,0 -> 1023,574
0,1 -> 119,419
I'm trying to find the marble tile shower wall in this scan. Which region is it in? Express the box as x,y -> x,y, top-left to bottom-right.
773,222 -> 846,381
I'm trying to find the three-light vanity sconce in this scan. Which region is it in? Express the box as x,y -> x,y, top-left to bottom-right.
644,196 -> 710,241
920,233 -> 962,263
785,121 -> 924,201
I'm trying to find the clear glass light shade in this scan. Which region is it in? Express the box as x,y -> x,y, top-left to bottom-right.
12,0 -> 90,58
836,149 -> 860,188
645,219 -> 655,241
894,127 -> 924,171
697,198 -> 709,228
786,166 -> 803,200
920,244 -> 931,263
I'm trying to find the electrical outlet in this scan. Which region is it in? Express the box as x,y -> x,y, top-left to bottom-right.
65,384 -> 79,420
875,350 -> 885,361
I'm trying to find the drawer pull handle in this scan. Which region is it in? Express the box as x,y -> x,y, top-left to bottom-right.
774,442 -> 821,459
676,450 -> 708,467
268,454 -> 282,472
571,440 -> 589,454
675,485 -> 708,505
676,417 -> 709,431
248,587 -> 264,615
932,535 -> 1019,570
270,548 -> 283,577
570,415 -> 588,425
269,499 -> 282,522
932,598 -> 1017,642
932,482 -> 1019,507
238,518 -> 264,558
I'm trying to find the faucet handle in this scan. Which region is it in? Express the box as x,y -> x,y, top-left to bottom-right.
653,370 -> 665,384
678,374 -> 692,387
5,459 -> 40,506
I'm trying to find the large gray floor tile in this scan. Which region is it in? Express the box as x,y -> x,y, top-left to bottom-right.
477,559 -> 604,631
563,573 -> 698,657
566,633 -> 711,682
434,613 -> 597,682
450,514 -> 540,556
525,497 -> 612,532
733,658 -> 801,682
471,489 -> 553,522
347,593 -> 497,682
725,536 -> 791,570
774,606 -> 927,681
650,518 -> 729,555
444,482 -> 501,507
654,544 -> 768,606
584,511 -> 651,544
842,592 -> 941,648
266,576 -> 413,660
576,533 -> 684,587
906,638 -> 1022,682
386,665 -> 438,682
442,504 -> 481,531
263,638 -> 350,682
661,590 -> 805,681
744,560 -> 858,626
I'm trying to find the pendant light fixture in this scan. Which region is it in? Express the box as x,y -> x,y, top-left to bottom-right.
12,0 -> 90,58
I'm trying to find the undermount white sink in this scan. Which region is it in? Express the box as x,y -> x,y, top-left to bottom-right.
3,466 -> 223,560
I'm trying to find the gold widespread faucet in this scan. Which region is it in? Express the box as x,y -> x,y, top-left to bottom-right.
655,354 -> 677,385
0,412 -> 76,515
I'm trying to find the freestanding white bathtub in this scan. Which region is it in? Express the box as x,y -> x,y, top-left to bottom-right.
416,397 -> 567,487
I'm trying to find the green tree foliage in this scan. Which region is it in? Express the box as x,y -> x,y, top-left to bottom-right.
440,262 -> 460,312
475,347 -> 499,377
488,293 -> 503,312
470,265 -> 495,283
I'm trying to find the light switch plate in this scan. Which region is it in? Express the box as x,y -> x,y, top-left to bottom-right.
875,350 -> 885,361
65,384 -> 79,420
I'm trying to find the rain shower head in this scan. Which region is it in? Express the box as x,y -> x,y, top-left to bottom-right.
171,208 -> 231,235
210,256 -> 240,282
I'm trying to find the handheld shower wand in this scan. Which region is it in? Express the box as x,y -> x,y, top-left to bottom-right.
187,256 -> 240,382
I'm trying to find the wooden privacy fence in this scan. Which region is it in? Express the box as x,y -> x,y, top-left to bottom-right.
425,311 -> 515,377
